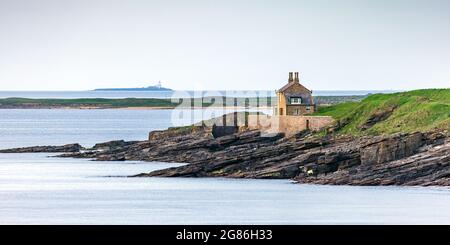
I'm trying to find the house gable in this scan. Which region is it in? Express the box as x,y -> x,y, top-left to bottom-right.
281,80 -> 314,106
278,81 -> 311,94
276,72 -> 316,115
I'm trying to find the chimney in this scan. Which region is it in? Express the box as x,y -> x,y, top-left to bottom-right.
294,72 -> 299,83
288,72 -> 294,83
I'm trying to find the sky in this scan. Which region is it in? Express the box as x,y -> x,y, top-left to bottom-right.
0,0 -> 449,91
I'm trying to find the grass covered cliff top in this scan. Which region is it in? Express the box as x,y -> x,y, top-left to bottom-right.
314,89 -> 450,135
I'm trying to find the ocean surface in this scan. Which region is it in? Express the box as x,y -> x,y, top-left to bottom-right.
0,108 -> 271,149
1,108 -> 450,224
0,90 -> 400,99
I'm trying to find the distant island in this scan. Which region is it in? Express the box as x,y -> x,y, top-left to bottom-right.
94,82 -> 172,91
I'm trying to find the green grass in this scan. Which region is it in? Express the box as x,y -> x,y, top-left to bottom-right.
0,97 -> 178,108
314,89 -> 450,135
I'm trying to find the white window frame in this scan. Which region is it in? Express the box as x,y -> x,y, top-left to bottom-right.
290,97 -> 302,105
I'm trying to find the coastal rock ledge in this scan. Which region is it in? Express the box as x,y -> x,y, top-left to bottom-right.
0,128 -> 449,186
135,129 -> 450,186
0,143 -> 83,153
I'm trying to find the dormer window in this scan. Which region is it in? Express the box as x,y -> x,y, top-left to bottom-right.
290,97 -> 302,104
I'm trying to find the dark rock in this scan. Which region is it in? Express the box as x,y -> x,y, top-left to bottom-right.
137,130 -> 450,186
295,141 -> 450,186
93,140 -> 139,151
0,143 -> 83,153
148,126 -> 210,141
360,132 -> 424,165
211,125 -> 239,138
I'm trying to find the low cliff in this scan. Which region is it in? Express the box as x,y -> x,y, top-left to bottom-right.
138,130 -> 450,186
43,126 -> 448,186
1,125 -> 448,186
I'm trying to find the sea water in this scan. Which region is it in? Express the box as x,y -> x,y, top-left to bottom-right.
0,109 -> 450,224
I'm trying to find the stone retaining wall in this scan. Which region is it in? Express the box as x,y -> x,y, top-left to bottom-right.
248,115 -> 334,136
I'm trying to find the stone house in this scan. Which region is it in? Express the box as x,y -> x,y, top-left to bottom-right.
248,72 -> 333,136
275,72 -> 316,116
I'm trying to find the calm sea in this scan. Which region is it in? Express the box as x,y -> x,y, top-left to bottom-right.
0,90 -> 400,99
1,108 -> 450,224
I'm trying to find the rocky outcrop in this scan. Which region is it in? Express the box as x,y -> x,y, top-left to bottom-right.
360,105 -> 396,130
148,126 -> 210,141
135,130 -> 450,186
359,132 -> 423,165
93,140 -> 139,151
293,132 -> 449,185
295,139 -> 450,186
0,143 -> 83,153
1,124 -> 448,186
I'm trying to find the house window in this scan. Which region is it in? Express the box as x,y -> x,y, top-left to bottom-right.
294,109 -> 299,115
306,106 -> 311,112
290,97 -> 302,104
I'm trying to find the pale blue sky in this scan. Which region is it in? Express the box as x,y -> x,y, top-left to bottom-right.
0,0 -> 449,91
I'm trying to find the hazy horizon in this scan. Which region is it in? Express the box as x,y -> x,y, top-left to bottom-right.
1,0 -> 449,91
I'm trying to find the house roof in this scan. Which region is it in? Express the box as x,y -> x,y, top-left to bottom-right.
277,82 -> 312,94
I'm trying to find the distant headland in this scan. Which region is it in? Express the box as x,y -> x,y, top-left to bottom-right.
94,82 -> 172,91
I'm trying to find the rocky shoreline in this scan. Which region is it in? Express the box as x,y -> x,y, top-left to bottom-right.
0,125 -> 449,186
0,143 -> 83,153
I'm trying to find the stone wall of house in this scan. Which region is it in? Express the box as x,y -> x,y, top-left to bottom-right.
286,105 -> 315,115
248,114 -> 334,136
276,91 -> 287,115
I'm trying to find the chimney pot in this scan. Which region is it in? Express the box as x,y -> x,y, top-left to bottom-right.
288,72 -> 294,83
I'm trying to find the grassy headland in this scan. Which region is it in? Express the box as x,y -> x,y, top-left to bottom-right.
0,97 -> 179,109
0,95 -> 365,109
314,89 -> 450,135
